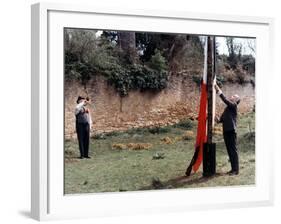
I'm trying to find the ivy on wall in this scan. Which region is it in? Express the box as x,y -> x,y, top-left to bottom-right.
65,29 -> 169,96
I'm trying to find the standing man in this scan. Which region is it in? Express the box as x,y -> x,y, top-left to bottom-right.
75,96 -> 92,159
215,84 -> 240,175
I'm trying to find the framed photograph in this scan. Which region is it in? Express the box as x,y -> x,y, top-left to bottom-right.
31,2 -> 274,221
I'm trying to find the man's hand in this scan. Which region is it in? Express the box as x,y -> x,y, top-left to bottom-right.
85,97 -> 91,105
214,84 -> 220,92
214,84 -> 222,95
215,116 -> 220,123
214,84 -> 218,91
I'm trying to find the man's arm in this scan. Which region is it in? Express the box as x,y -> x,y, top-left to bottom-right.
219,93 -> 236,108
75,101 -> 85,115
215,84 -> 236,108
86,108 -> 92,125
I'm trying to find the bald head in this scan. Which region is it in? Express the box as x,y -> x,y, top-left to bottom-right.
230,94 -> 240,105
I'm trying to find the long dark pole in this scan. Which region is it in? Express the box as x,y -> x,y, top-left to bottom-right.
203,36 -> 216,177
206,36 -> 214,144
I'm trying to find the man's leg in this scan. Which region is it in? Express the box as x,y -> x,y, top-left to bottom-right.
223,132 -> 233,170
224,131 -> 239,173
228,132 -> 239,172
83,123 -> 90,157
76,123 -> 85,158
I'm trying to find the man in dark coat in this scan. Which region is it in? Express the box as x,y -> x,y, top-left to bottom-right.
75,96 -> 92,159
215,84 -> 240,175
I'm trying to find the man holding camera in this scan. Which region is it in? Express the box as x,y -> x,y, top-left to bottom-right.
75,96 -> 92,159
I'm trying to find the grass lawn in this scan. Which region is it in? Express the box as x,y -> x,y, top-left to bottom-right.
64,112 -> 255,194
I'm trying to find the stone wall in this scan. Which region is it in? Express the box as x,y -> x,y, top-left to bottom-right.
64,75 -> 255,139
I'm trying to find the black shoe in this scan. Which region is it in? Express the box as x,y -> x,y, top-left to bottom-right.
228,170 -> 239,176
79,156 -> 84,159
84,156 -> 91,159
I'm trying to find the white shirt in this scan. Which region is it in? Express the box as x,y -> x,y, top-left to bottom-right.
75,101 -> 93,129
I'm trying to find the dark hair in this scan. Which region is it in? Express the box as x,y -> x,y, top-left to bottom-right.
76,96 -> 85,104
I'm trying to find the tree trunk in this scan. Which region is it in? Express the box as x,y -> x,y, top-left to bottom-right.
118,32 -> 137,63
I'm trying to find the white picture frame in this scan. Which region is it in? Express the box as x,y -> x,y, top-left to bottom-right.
31,2 -> 275,221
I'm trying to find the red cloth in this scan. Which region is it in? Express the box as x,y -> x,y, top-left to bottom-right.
192,82 -> 208,172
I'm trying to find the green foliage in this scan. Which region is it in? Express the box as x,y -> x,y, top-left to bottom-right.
98,125 -> 172,138
65,29 -> 255,92
241,55 -> 255,75
106,63 -> 168,97
172,119 -> 193,130
135,33 -> 174,62
64,29 -> 98,84
148,126 -> 171,134
65,29 -> 168,96
149,49 -> 168,72
104,131 -> 121,137
92,133 -> 107,140
65,61 -> 95,85
125,127 -> 148,136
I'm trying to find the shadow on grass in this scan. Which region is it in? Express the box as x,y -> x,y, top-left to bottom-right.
140,172 -> 228,190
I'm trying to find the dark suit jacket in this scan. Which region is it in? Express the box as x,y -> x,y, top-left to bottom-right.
218,93 -> 238,132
